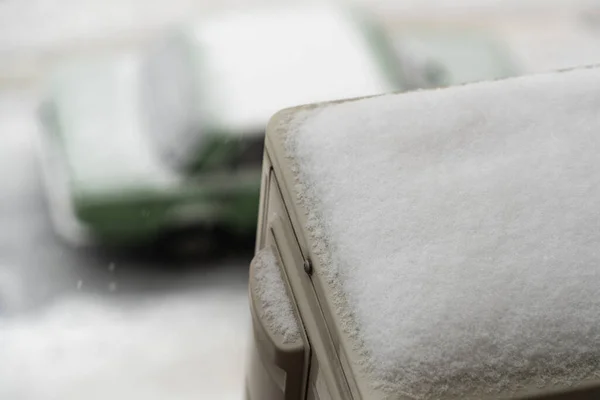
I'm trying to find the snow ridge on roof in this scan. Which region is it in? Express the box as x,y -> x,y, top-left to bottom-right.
252,247 -> 300,344
283,67 -> 600,398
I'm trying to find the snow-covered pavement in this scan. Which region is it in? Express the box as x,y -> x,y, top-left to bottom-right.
0,289 -> 249,400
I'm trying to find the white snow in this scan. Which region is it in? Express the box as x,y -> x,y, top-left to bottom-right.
48,54 -> 179,193
196,5 -> 393,132
251,247 -> 300,343
0,91 -> 36,178
0,270 -> 24,314
284,66 -> 600,398
0,290 -> 249,400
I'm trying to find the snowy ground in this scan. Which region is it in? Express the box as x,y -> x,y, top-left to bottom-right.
3,1 -> 600,399
0,290 -> 249,400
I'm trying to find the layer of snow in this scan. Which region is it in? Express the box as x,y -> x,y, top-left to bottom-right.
48,54 -> 178,194
0,270 -> 24,314
196,5 -> 393,132
0,91 -> 36,173
285,67 -> 600,398
251,247 -> 300,343
0,290 -> 249,400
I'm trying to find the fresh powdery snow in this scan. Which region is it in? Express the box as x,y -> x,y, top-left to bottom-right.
284,66 -> 600,398
251,247 -> 300,343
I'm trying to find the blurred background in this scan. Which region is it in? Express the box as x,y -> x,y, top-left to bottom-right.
2,0 -> 600,399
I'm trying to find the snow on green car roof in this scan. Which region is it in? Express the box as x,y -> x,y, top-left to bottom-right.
191,5 -> 399,132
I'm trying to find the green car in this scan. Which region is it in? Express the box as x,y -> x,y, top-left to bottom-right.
35,5 -> 509,253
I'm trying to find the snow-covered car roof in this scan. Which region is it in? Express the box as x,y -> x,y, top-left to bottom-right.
189,5 -> 398,132
282,66 -> 600,398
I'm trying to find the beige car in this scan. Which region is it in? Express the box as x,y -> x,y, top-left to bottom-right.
247,66 -> 600,399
